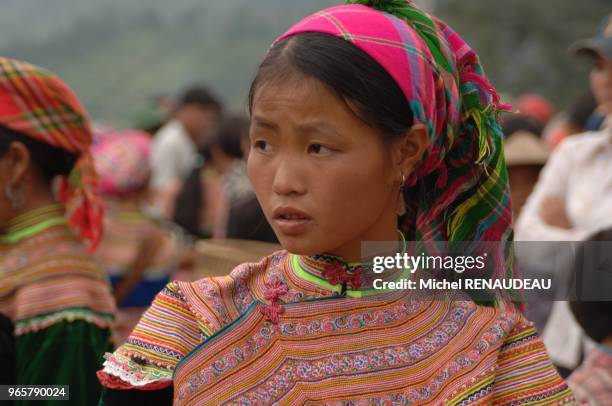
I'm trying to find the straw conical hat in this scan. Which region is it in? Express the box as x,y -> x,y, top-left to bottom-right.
504,131 -> 550,166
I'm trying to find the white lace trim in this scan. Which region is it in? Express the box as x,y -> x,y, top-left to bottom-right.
101,353 -> 172,387
15,309 -> 113,335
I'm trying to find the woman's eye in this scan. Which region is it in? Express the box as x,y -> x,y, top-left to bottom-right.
308,143 -> 332,156
253,140 -> 272,153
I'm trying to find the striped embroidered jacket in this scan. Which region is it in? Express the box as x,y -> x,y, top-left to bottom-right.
98,251 -> 575,405
0,204 -> 115,335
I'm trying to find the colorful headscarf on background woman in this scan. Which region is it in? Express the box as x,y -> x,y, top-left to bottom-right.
0,56 -> 103,251
276,0 -> 514,289
92,130 -> 152,198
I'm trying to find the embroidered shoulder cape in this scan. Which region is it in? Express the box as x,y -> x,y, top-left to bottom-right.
98,251 -> 573,405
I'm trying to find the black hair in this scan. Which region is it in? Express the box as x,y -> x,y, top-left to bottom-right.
173,164 -> 206,238
502,115 -> 544,138
177,85 -> 223,112
227,195 -> 278,243
0,125 -> 77,182
248,32 -> 413,140
567,91 -> 598,132
208,115 -> 249,159
570,227 -> 612,343
570,301 -> 612,343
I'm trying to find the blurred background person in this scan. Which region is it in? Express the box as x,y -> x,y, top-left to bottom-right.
515,13 -> 612,374
543,91 -> 599,148
133,94 -> 174,137
150,85 -> 222,218
567,299 -> 612,405
565,227 -> 612,405
501,112 -> 545,139
0,57 -> 115,404
573,15 -> 612,131
514,93 -> 554,127
502,114 -> 551,331
174,115 -> 275,241
172,140 -> 225,239
208,116 -> 253,213
499,109 -> 550,220
92,130 -> 184,345
503,128 -> 550,219
568,91 -> 601,133
516,13 -> 612,242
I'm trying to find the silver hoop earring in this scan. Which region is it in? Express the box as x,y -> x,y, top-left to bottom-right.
4,184 -> 24,210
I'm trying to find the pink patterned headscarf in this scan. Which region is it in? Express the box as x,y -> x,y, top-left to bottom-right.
92,130 -> 152,198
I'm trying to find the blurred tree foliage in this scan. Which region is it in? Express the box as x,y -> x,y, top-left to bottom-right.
434,0 -> 609,110
1,0 -> 607,126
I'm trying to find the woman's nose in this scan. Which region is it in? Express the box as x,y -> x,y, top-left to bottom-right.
272,156 -> 306,196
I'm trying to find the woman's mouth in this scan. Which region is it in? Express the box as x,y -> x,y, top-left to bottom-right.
272,207 -> 313,236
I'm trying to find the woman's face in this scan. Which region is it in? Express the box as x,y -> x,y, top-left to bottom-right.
248,77 -> 401,261
0,153 -> 13,230
0,140 -> 44,232
0,142 -> 27,231
591,55 -> 612,114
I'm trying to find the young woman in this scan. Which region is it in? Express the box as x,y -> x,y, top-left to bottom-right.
98,1 -> 575,404
0,57 -> 116,404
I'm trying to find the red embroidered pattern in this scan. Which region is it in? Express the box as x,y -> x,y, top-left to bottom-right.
259,278 -> 288,324
322,263 -> 363,289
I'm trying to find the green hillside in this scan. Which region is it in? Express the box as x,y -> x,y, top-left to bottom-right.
1,0 -> 607,127
2,0 -> 333,126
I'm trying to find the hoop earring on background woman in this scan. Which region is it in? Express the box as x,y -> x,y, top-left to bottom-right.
4,183 -> 24,210
396,173 -> 406,216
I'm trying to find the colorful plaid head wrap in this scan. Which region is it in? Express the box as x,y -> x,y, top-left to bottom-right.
92,130 -> 152,198
275,1 -> 515,296
0,56 -> 103,251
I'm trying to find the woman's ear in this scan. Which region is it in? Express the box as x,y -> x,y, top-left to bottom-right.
391,123 -> 429,178
6,141 -> 31,186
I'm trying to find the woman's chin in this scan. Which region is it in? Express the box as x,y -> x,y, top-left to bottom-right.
277,237 -> 323,257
